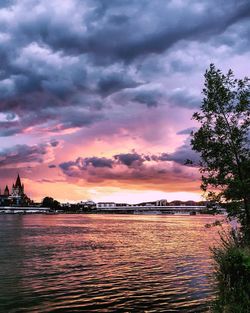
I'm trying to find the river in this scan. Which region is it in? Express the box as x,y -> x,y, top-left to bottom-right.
0,214 -> 225,312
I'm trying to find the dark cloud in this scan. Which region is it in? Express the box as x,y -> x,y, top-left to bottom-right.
168,88 -> 200,109
132,90 -> 161,107
77,0 -> 250,62
48,164 -> 56,168
0,0 -> 13,7
0,121 -> 21,137
59,148 -> 200,185
166,140 -> 200,166
97,73 -> 141,97
50,140 -> 60,147
114,153 -> 144,166
59,160 -> 77,172
59,153 -> 142,174
157,153 -> 169,162
0,106 -> 104,136
147,140 -> 200,166
0,0 -> 249,137
59,142 -> 200,181
85,157 -> 113,168
0,143 -> 56,167
60,156 -> 114,172
177,127 -> 197,135
55,109 -> 104,131
108,14 -> 130,25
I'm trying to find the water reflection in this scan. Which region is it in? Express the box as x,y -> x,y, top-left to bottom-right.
0,214 -> 222,312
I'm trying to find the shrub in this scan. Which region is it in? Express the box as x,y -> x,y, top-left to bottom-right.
212,229 -> 250,312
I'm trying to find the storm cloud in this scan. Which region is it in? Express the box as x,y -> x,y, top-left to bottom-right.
0,0 -> 249,201
0,141 -> 59,168
0,0 -> 249,137
59,147 -> 200,184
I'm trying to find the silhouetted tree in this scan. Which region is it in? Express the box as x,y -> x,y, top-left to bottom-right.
41,196 -> 60,210
191,64 -> 250,241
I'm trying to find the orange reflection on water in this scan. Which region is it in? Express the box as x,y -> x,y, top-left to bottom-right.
0,214 -> 225,312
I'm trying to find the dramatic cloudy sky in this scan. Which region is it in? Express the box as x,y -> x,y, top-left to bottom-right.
0,0 -> 249,203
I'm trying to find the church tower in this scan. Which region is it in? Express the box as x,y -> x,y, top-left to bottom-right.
15,174 -> 22,190
4,185 -> 9,197
9,174 -> 26,206
12,174 -> 24,197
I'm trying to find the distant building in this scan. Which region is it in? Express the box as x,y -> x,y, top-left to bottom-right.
96,202 -> 116,208
156,199 -> 168,206
4,185 -> 10,197
116,203 -> 129,207
11,174 -> 24,196
169,200 -> 183,206
84,200 -> 96,207
0,185 -> 10,206
78,200 -> 96,210
0,174 -> 31,206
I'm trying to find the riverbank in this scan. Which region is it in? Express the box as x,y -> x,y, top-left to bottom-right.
212,229 -> 250,312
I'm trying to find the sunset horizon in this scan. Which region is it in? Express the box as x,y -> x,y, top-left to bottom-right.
1,1 -> 249,312
0,0 -> 249,203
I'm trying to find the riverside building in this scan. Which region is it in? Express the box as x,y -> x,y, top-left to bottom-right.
0,174 -> 31,206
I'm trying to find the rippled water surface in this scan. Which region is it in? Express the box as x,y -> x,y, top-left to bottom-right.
0,214 -> 223,312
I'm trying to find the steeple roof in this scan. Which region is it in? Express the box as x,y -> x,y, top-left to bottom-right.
4,185 -> 9,196
15,174 -> 22,188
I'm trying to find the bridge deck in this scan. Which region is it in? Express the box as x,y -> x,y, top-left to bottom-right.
96,206 -> 206,212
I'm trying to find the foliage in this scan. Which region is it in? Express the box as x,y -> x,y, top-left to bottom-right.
211,229 -> 250,312
191,64 -> 250,240
41,196 -> 60,209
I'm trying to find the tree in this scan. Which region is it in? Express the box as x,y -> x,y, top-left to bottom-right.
191,64 -> 250,241
41,196 -> 60,210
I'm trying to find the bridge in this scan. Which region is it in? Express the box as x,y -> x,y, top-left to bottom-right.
0,206 -> 50,213
95,205 -> 207,214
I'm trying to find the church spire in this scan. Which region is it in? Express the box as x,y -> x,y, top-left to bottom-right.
4,185 -> 9,196
15,174 -> 22,188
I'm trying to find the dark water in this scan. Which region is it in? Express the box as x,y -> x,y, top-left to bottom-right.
0,214 -> 224,312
